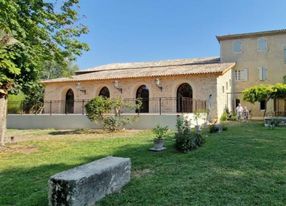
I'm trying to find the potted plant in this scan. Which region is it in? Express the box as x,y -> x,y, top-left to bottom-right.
150,125 -> 168,151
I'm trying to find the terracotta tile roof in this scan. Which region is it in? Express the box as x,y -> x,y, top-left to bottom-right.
42,57 -> 235,83
75,57 -> 221,74
216,29 -> 286,41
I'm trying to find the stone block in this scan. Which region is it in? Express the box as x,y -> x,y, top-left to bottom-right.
48,156 -> 131,206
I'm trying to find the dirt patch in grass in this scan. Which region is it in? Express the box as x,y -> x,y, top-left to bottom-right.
0,144 -> 38,154
132,168 -> 153,178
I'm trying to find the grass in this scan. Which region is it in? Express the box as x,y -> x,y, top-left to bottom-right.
1,122 -> 286,205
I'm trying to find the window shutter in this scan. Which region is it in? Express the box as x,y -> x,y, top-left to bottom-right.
259,67 -> 263,80
242,68 -> 248,81
264,68 -> 268,80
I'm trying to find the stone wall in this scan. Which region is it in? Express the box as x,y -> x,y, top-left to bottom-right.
220,33 -> 286,117
44,74 -> 220,118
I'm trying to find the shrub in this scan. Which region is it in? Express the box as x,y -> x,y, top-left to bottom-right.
7,93 -> 25,114
85,96 -> 112,121
85,96 -> 140,132
103,116 -> 135,132
174,116 -> 205,153
228,112 -> 237,121
220,111 -> 228,122
222,124 -> 228,131
268,118 -> 281,129
209,124 -> 227,133
152,125 -> 169,140
209,124 -> 220,133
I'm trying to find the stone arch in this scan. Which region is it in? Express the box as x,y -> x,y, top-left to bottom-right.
65,89 -> 74,113
99,86 -> 110,98
177,83 -> 193,113
136,85 -> 149,113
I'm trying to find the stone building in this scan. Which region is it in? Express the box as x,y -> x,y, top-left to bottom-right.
43,29 -> 286,119
217,29 -> 286,117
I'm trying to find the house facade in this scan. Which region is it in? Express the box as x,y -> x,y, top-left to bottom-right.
43,29 -> 286,119
218,29 -> 286,117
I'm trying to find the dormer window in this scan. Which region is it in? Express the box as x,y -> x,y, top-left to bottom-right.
233,40 -> 242,53
257,38 -> 267,52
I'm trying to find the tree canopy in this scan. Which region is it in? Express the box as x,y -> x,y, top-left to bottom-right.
0,0 -> 89,96
243,83 -> 286,103
243,84 -> 274,103
0,0 -> 89,146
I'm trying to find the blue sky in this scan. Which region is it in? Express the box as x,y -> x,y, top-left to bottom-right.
77,0 -> 286,70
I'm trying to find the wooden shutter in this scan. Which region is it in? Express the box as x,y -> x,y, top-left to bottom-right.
259,67 -> 268,80
242,68 -> 248,81
259,67 -> 263,80
264,68 -> 268,80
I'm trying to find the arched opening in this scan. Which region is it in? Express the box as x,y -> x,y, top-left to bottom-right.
177,83 -> 193,113
99,87 -> 110,98
65,89 -> 74,114
136,85 -> 149,113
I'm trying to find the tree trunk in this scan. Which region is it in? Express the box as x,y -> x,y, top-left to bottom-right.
0,95 -> 7,147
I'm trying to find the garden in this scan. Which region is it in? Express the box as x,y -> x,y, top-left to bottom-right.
1,121 -> 286,205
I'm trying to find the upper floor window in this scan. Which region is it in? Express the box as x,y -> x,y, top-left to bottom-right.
235,69 -> 248,81
233,40 -> 242,53
258,67 -> 268,81
257,38 -> 267,52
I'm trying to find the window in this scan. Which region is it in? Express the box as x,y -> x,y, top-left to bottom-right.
257,38 -> 267,52
222,86 -> 225,93
258,67 -> 268,81
260,100 -> 266,110
235,69 -> 248,81
235,70 -> 240,80
226,82 -> 228,90
233,40 -> 242,53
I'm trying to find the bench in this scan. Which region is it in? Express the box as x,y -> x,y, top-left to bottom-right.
48,156 -> 131,206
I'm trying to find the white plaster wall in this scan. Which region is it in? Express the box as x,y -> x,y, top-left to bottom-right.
7,113 -> 207,130
216,69 -> 233,119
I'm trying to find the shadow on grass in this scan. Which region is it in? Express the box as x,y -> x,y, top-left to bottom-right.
48,129 -> 104,135
1,122 -> 286,205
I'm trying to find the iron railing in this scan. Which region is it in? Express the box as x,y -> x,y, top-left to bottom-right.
8,97 -> 207,115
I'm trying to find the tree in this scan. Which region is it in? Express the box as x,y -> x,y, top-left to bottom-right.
22,61 -> 79,114
41,60 -> 79,80
0,0 -> 89,146
243,84 -> 286,116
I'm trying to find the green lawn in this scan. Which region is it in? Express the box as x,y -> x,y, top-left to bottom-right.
1,122 -> 286,205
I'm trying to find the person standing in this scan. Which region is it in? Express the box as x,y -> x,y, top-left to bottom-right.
236,103 -> 243,120
243,106 -> 249,122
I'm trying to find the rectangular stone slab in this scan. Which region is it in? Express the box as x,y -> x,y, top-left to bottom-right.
48,156 -> 131,206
